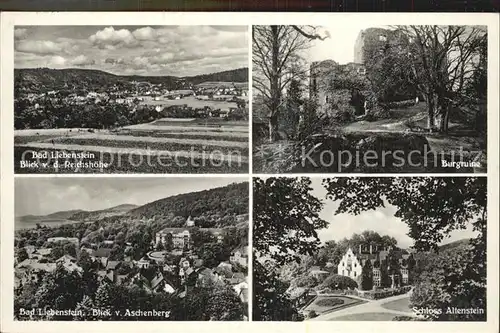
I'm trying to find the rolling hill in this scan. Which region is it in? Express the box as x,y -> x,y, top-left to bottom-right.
126,182 -> 249,221
14,67 -> 248,93
68,204 -> 139,222
16,209 -> 84,222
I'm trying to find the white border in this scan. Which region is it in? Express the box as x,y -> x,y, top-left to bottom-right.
1,11 -> 499,333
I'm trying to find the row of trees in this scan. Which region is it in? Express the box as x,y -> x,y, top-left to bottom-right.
14,98 -> 161,130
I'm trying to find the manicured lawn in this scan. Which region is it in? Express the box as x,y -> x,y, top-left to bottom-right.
380,297 -> 412,313
329,312 -> 399,321
304,296 -> 365,315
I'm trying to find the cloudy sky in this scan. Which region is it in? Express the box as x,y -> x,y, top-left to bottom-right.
15,177 -> 247,217
14,25 -> 248,76
308,178 -> 478,248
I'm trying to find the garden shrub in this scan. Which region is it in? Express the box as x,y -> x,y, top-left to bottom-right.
315,298 -> 345,307
308,310 -> 318,319
318,274 -> 358,290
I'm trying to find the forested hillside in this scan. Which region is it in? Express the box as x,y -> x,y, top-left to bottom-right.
15,67 -> 248,93
127,182 -> 249,228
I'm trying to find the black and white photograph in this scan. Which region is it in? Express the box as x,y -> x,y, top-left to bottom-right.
14,25 -> 249,174
252,25 -> 487,173
253,176 -> 486,321
14,177 -> 249,321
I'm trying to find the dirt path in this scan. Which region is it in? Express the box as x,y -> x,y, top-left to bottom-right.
17,143 -> 249,163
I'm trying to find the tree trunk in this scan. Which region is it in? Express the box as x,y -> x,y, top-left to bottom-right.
442,106 -> 450,133
426,93 -> 435,130
268,115 -> 279,142
268,25 -> 281,142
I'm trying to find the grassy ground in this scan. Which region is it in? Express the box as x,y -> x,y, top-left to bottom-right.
329,312 -> 400,321
50,137 -> 249,156
253,103 -> 486,173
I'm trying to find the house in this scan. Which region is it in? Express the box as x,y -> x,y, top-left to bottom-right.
337,245 -> 412,288
91,248 -> 112,267
186,216 -> 195,227
56,254 -> 76,263
137,257 -> 151,269
47,237 -> 79,245
30,248 -> 52,259
106,260 -> 121,271
233,280 -> 249,303
155,228 -> 191,250
98,270 -> 115,283
17,261 -> 57,284
196,267 -> 221,287
230,247 -> 248,267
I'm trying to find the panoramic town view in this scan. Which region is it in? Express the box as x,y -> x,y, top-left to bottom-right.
14,178 -> 249,321
253,177 -> 486,321
14,25 -> 249,173
252,25 -> 487,173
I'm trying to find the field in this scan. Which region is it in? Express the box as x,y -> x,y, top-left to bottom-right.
139,95 -> 243,110
14,118 -> 249,174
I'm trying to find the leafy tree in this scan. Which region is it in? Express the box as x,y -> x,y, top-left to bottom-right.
253,177 -> 327,321
292,275 -> 318,288
318,274 -> 358,290
395,25 -> 487,132
205,285 -> 245,321
253,260 -> 298,321
16,247 -> 29,262
197,243 -> 229,268
190,228 -> 215,248
77,250 -> 93,272
254,177 -> 328,264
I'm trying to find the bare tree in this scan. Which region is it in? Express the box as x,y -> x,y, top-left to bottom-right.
252,25 -> 328,141
396,25 -> 486,133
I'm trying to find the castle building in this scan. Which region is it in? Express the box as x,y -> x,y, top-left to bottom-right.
337,244 -> 412,288
155,228 -> 191,250
354,27 -> 408,64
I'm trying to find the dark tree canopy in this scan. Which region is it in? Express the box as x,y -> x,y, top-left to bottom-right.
253,177 -> 328,264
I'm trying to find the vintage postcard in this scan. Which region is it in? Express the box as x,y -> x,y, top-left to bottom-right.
1,11 -> 499,333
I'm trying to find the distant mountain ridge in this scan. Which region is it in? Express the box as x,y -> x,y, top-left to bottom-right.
17,209 -> 84,222
68,204 -> 139,221
14,67 -> 248,93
